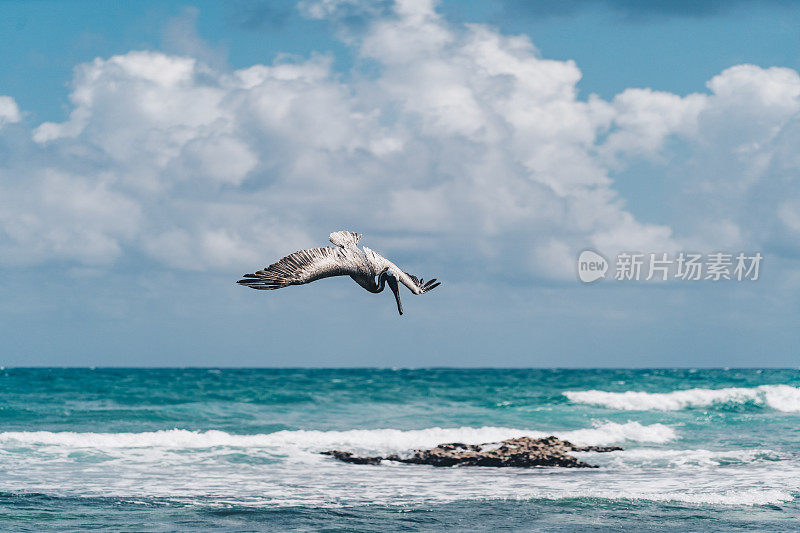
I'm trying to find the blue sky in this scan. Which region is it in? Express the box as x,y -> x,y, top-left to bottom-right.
1,0 -> 800,366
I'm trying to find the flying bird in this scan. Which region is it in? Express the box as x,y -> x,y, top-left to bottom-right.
237,231 -> 440,315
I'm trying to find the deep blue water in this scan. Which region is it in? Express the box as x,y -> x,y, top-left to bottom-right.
0,368 -> 799,531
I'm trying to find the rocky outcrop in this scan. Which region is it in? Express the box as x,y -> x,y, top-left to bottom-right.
322,435 -> 622,468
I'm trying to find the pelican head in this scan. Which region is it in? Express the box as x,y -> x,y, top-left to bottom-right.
377,268 -> 403,315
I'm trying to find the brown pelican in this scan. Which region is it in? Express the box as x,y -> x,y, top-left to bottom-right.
237,231 -> 440,315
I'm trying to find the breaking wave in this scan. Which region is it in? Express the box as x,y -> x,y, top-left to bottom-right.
564,384 -> 800,412
0,421 -> 675,455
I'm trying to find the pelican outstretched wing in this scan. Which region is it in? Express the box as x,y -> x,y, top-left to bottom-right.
237,247 -> 360,290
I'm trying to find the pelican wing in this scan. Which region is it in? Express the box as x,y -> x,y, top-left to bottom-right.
329,230 -> 362,248
237,247 -> 360,290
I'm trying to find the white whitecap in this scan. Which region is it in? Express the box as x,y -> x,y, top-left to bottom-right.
564,384 -> 800,412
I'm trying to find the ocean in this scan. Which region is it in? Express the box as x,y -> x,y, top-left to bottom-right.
0,368 -> 798,531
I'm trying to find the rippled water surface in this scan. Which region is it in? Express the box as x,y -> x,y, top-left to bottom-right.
0,368 -> 798,531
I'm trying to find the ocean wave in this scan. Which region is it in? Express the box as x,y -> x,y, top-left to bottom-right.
630,489 -> 795,506
2,425 -> 795,511
563,384 -> 800,411
142,488 -> 798,508
0,421 -> 675,454
586,447 -> 789,470
1,487 -> 792,509
537,489 -> 795,506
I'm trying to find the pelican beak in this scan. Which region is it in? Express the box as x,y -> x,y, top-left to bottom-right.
386,273 -> 403,315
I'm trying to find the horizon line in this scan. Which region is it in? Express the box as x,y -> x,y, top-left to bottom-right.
1,366 -> 796,370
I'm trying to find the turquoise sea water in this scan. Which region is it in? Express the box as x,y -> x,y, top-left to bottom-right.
0,368 -> 799,531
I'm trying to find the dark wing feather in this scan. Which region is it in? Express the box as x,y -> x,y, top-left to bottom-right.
237,247 -> 358,290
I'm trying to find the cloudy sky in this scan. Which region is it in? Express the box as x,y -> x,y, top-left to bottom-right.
1,0 -> 800,366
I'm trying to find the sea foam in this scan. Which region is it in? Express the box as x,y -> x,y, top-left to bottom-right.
589,447 -> 788,470
564,384 -> 800,412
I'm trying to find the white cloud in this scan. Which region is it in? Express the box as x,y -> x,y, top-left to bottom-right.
0,168 -> 140,265
601,88 -> 706,161
3,0 -> 800,283
0,96 -> 21,126
611,64 -> 800,254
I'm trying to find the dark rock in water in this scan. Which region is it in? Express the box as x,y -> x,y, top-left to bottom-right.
321,450 -> 384,465
322,436 -> 621,468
